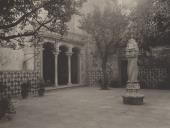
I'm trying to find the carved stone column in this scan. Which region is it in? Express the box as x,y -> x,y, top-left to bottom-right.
66,52 -> 73,85
122,38 -> 144,105
53,42 -> 60,87
53,51 -> 59,86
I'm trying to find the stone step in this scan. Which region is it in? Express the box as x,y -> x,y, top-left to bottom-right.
45,84 -> 86,93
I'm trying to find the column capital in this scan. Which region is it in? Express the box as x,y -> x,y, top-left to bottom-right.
53,50 -> 60,55
54,41 -> 60,49
66,52 -> 73,56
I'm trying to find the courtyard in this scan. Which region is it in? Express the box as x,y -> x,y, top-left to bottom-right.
1,87 -> 170,128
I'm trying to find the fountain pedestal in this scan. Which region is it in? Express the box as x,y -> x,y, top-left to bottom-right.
123,82 -> 144,105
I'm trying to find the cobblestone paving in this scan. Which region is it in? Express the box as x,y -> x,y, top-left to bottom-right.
1,87 -> 170,128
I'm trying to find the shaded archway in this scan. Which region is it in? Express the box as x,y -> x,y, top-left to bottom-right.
43,42 -> 55,86
58,45 -> 68,85
71,47 -> 80,84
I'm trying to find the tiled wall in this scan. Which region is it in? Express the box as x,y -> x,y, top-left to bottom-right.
88,67 -> 169,89
88,71 -> 113,87
139,66 -> 168,89
0,71 -> 40,97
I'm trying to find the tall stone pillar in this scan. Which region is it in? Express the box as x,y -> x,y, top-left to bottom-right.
122,38 -> 144,105
54,43 -> 60,87
66,52 -> 73,85
53,52 -> 58,86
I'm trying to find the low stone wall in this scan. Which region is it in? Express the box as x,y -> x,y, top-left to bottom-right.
0,71 -> 40,97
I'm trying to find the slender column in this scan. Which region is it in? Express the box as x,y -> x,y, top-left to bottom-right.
66,52 -> 73,85
53,50 -> 59,86
53,41 -> 60,86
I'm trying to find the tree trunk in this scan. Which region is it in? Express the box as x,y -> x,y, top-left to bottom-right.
101,62 -> 108,90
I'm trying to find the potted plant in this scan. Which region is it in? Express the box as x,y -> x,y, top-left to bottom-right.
38,79 -> 45,96
21,80 -> 31,99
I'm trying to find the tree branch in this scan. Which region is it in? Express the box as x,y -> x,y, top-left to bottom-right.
33,18 -> 56,32
0,18 -> 54,41
0,7 -> 41,29
0,1 -> 53,29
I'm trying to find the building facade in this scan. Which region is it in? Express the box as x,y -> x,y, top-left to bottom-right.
1,32 -> 170,98
0,31 -> 89,97
1,0 -> 170,98
87,44 -> 170,89
34,32 -> 88,87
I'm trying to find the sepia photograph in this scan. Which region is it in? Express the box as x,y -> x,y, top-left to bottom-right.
0,0 -> 170,127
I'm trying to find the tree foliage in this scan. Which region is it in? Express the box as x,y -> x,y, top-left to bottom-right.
133,0 -> 170,49
80,1 -> 128,89
0,0 -> 86,48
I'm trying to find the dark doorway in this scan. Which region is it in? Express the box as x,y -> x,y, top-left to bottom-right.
43,43 -> 55,86
71,48 -> 79,84
120,60 -> 128,87
58,46 -> 68,85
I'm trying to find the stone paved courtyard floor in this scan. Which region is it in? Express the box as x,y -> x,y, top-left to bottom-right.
1,87 -> 170,128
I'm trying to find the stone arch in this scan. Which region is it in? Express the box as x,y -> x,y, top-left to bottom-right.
71,47 -> 80,84
43,42 -> 55,86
